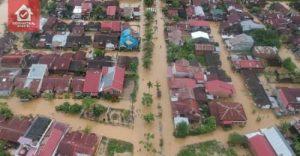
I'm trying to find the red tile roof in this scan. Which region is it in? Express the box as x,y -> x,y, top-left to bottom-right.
57,131 -> 100,156
38,54 -> 58,68
232,60 -> 264,70
205,80 -> 235,97
71,77 -> 85,93
278,87 -> 300,109
0,116 -> 31,144
107,6 -> 117,16
209,102 -> 247,125
50,57 -> 72,72
248,134 -> 276,156
37,129 -> 63,156
168,78 -> 197,89
83,70 -> 102,94
188,20 -> 210,27
101,21 -> 121,32
0,53 -> 26,67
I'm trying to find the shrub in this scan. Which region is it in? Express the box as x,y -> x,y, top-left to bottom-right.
144,0 -> 154,7
143,113 -> 155,123
189,116 -> 217,135
282,58 -> 297,72
69,103 -> 83,114
16,88 -> 33,100
92,104 -> 107,117
174,122 -> 189,138
142,93 -> 153,107
248,29 -> 281,48
93,48 -> 104,57
55,102 -> 71,113
228,132 -> 248,147
42,92 -> 55,100
107,139 -> 133,156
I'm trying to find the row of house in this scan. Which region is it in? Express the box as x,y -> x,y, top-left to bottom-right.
0,51 -> 126,98
0,115 -> 100,156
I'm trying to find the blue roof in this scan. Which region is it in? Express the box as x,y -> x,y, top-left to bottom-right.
119,28 -> 139,50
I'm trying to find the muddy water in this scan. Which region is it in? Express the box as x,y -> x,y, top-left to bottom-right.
2,97 -> 136,142
0,0 -> 7,35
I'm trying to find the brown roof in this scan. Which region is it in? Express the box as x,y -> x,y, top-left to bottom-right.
209,102 -> 247,125
171,99 -> 201,122
71,77 -> 85,93
57,131 -> 100,156
0,116 -> 32,144
195,44 -> 214,52
50,57 -> 72,72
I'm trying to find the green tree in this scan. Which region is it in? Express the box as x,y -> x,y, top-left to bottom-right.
144,0 -> 154,7
174,121 -> 189,138
248,29 -> 281,48
171,0 -> 180,8
82,97 -> 96,110
55,102 -> 71,113
279,121 -> 291,134
69,103 -> 83,114
0,107 -> 13,119
282,58 -> 297,72
228,132 -> 248,147
92,104 -> 107,117
142,93 -> 153,107
16,88 -> 33,100
93,48 -> 104,57
147,81 -> 153,92
91,5 -> 105,20
129,61 -> 138,72
0,140 -> 9,156
143,113 -> 155,123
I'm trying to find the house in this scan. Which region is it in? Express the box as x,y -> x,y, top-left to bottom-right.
99,66 -> 125,95
194,6 -> 205,18
205,80 -> 235,98
225,34 -> 254,52
171,59 -> 193,78
195,43 -> 214,55
52,32 -> 70,48
107,6 -> 117,19
245,132 -> 276,156
17,116 -> 53,155
50,57 -> 72,74
37,33 -> 53,48
35,122 -> 69,156
168,78 -> 197,89
85,22 -> 100,31
170,88 -> 195,102
0,52 -> 26,68
87,56 -> 114,69
277,87 -> 300,112
119,28 -> 139,50
0,69 -> 21,96
81,0 -> 93,17
69,60 -> 86,74
24,64 -> 48,97
191,31 -> 210,41
121,7 -> 134,19
83,69 -> 102,96
56,131 -> 100,156
205,53 -> 221,67
240,20 -> 265,32
167,29 -> 183,46
0,116 -> 32,145
206,67 -> 232,82
253,46 -> 278,59
42,16 -> 58,32
101,21 -> 122,33
41,76 -> 71,94
93,33 -> 120,50
209,102 -> 247,126
231,55 -> 264,72
71,24 -> 85,36
171,99 -> 201,123
188,20 -> 210,32
71,77 -> 85,96
210,8 -> 224,21
72,6 -> 82,19
38,54 -> 58,68
65,35 -> 92,48
193,87 -> 206,104
241,70 -> 272,108
261,126 -> 295,156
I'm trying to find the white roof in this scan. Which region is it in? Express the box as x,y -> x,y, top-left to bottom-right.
194,6 -> 205,17
245,131 -> 263,138
261,127 -> 295,156
27,64 -> 48,80
174,116 -> 189,127
73,6 -> 82,14
52,32 -> 70,47
191,31 -> 209,40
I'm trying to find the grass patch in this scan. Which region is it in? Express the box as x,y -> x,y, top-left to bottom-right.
107,139 -> 133,156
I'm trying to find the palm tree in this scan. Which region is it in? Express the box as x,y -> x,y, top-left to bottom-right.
147,81 -> 153,92
154,81 -> 161,91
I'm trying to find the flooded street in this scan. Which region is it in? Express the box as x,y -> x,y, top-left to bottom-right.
0,0 -> 7,35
